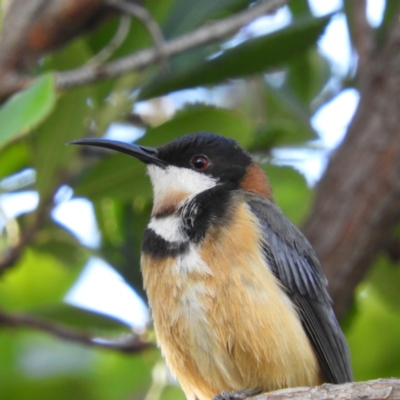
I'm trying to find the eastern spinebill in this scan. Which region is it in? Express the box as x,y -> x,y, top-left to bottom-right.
70,132 -> 352,400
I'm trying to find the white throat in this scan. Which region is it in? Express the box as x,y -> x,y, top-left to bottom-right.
146,165 -> 216,276
147,165 -> 218,215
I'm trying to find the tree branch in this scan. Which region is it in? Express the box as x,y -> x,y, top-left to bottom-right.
249,379 -> 400,400
0,0 -> 115,100
0,0 -> 289,100
54,0 -> 288,90
105,0 -> 168,72
0,308 -> 152,353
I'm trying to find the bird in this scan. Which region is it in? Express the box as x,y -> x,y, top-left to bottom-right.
70,132 -> 353,400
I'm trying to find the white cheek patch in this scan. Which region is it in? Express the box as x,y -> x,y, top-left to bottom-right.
146,165 -> 215,276
148,214 -> 187,243
147,165 -> 218,206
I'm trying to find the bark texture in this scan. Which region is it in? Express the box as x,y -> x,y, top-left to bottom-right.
302,11 -> 400,319
0,0 -> 117,100
250,379 -> 400,400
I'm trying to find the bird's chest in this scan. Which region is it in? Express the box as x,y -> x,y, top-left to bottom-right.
142,206 -> 258,371
141,245 -> 216,348
141,203 -> 320,399
141,210 -> 216,342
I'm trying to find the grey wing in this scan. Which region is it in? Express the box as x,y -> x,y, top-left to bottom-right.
247,193 -> 353,384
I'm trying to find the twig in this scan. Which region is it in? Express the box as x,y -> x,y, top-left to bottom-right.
56,0 -> 289,89
125,112 -> 149,128
88,14 -> 132,66
0,308 -> 153,353
0,220 -> 38,274
250,379 -> 400,400
0,194 -> 53,275
105,0 -> 168,73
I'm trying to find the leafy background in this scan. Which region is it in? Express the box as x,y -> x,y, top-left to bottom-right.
0,1 -> 399,399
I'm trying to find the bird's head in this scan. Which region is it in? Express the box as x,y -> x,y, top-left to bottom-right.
69,132 -> 272,216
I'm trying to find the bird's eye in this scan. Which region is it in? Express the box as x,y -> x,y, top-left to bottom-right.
191,155 -> 209,171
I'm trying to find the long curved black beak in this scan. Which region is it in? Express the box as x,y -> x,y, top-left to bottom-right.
68,138 -> 167,167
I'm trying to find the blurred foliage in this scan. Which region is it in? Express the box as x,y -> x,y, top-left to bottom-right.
0,1 -> 399,399
139,14 -> 331,100
0,74 -> 56,150
347,256 -> 400,381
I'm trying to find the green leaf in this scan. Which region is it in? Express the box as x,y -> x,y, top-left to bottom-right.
32,221 -> 88,267
160,385 -> 186,400
74,154 -> 151,201
248,84 -> 317,149
93,200 -> 150,299
93,348 -> 155,400
140,14 -> 332,100
262,164 -> 312,225
0,330 -> 16,384
0,142 -> 30,181
93,73 -> 140,136
286,48 -> 331,105
0,74 -> 56,150
347,284 -> 400,380
289,0 -> 311,16
32,86 -> 92,198
163,0 -> 250,38
43,39 -> 93,72
140,104 -> 254,148
0,248 -> 82,311
367,255 -> 400,311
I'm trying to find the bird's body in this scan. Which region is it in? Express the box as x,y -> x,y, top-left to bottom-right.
142,194 -> 321,400
70,132 -> 352,400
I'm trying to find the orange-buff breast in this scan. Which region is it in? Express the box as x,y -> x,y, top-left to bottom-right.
141,201 -> 321,400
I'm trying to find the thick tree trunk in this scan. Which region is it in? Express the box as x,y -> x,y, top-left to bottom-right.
302,12 -> 400,319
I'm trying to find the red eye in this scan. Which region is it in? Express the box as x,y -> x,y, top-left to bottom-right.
191,155 -> 209,170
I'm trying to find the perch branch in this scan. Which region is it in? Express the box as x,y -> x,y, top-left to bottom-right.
249,379 -> 400,400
